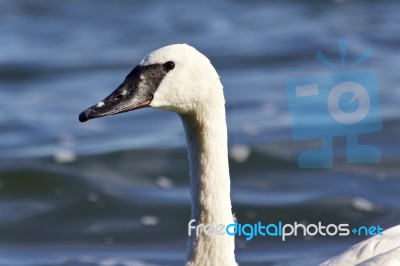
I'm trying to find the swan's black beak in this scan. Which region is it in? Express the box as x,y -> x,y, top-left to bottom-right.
79,63 -> 168,122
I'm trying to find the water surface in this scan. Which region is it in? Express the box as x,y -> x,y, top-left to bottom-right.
0,0 -> 399,265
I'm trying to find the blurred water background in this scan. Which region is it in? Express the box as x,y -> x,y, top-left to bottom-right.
0,0 -> 399,265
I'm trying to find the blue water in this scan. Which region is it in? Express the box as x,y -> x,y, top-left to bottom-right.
0,0 -> 400,265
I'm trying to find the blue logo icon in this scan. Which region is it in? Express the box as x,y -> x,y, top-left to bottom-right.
287,40 -> 382,168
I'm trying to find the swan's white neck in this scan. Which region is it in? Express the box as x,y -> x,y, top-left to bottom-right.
180,102 -> 237,266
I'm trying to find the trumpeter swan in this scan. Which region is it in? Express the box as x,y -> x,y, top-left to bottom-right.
79,44 -> 400,266
80,44 -> 237,265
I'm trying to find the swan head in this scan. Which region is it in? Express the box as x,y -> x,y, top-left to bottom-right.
79,44 -> 223,122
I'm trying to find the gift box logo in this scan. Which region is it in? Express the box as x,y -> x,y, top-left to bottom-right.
287,40 -> 382,168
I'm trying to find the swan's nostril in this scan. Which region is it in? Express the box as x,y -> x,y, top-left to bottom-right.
113,94 -> 124,102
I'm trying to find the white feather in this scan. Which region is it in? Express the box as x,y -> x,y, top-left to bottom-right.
320,225 -> 400,265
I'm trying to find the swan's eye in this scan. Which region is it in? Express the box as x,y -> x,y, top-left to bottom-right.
163,61 -> 175,71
